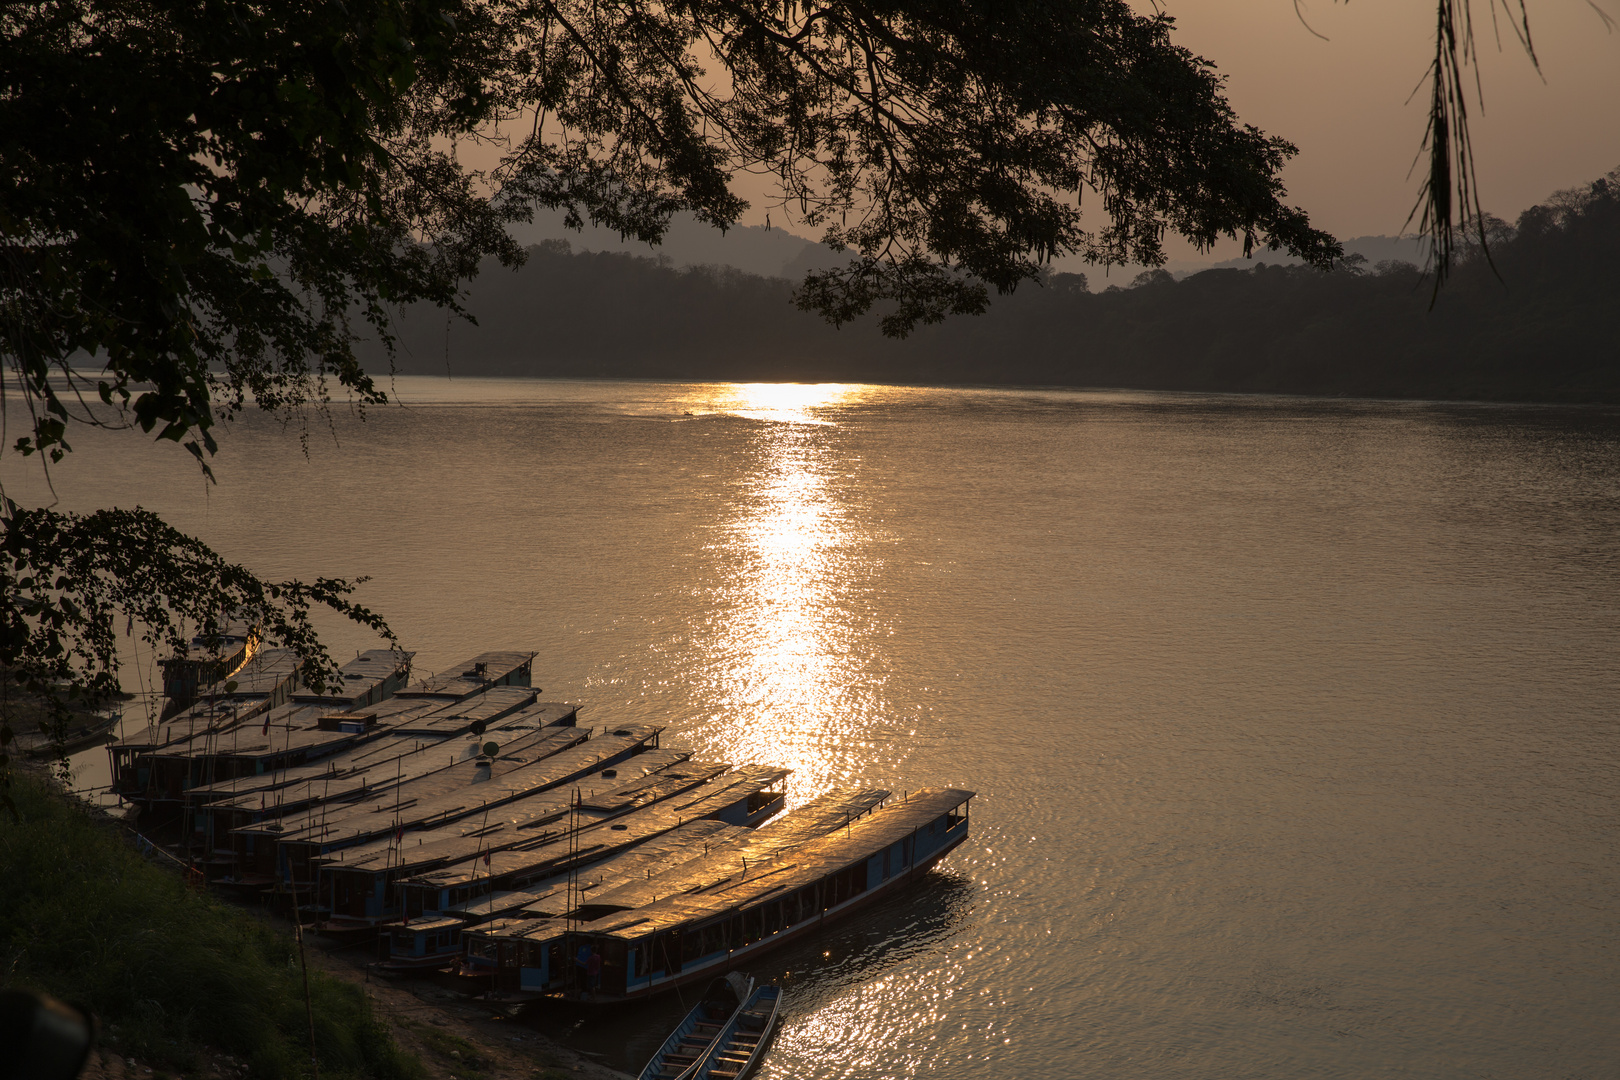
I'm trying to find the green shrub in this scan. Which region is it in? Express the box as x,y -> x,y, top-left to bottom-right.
0,774 -> 424,1080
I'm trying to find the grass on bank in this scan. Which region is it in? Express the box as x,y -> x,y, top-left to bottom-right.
0,772 -> 425,1080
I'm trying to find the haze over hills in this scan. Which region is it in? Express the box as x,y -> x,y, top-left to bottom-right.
513,209 -> 1430,283
512,210 -> 845,281
372,170 -> 1618,403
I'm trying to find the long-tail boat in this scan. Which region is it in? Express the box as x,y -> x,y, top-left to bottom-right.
638,972 -> 753,1080
465,788 -> 971,1003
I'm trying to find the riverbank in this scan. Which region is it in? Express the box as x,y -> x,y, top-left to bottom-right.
368,167 -> 1620,405
1,767 -> 630,1080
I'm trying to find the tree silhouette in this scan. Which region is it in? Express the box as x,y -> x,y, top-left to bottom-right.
1,0 -> 1340,794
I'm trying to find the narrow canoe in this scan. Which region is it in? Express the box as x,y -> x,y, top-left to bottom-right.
687,984 -> 781,1080
638,972 -> 753,1080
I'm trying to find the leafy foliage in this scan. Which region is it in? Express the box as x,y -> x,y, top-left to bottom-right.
0,501 -> 397,795
1,0 -> 515,791
2,0 -> 521,468
1,0 -> 1337,789
488,0 -> 1339,336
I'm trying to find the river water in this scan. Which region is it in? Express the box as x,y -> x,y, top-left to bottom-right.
9,378 -> 1617,1079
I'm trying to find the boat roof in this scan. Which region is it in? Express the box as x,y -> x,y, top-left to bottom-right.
385,686 -> 538,735
230,725 -> 592,841
444,818 -> 745,921
482,700 -> 579,730
394,652 -> 535,699
578,788 -> 973,941
470,789 -> 884,942
246,726 -> 665,848
316,750 -> 703,872
211,648 -> 301,698
200,719 -> 371,761
184,720 -> 462,804
395,915 -> 464,933
204,772 -> 380,816
186,718 -> 554,806
400,765 -> 788,891
569,787 -> 890,916
291,649 -> 413,706
110,694 -> 279,751
110,710 -> 240,752
363,769 -> 726,884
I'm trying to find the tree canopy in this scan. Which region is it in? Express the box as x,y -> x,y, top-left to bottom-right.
1,0 -> 1340,789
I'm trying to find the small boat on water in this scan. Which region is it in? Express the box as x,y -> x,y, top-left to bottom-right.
18,711 -> 122,758
686,983 -> 780,1080
638,972 -> 753,1080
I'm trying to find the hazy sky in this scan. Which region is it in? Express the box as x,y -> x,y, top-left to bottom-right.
493,3 -> 1620,262
709,2 -> 1620,264
1148,0 -> 1620,247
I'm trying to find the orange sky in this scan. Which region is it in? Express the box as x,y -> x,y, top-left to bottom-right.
711,2 -> 1620,260
1143,0 -> 1620,248
482,3 -> 1619,260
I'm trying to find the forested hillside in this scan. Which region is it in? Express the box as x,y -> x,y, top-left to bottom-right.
374,170 -> 1619,402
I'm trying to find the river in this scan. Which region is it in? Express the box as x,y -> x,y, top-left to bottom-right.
11,378 -> 1617,1079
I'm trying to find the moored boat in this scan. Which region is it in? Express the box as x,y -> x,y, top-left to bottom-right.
464,787 -> 971,1002
638,972 -> 753,1080
687,983 -> 780,1080
17,710 -> 122,758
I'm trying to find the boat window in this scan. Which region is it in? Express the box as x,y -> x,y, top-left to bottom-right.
659,932 -> 681,975
548,941 -> 564,985
824,866 -> 853,906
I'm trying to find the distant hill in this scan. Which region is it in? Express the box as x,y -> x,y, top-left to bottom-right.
515,208 -> 1428,284
512,210 -> 845,280
370,170 -> 1620,403
1164,235 -> 1431,277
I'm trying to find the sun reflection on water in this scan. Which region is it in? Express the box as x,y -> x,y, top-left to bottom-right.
694,381 -> 862,425
688,383 -> 890,804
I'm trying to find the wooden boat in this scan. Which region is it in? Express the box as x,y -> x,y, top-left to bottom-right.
637,972 -> 753,1080
687,983 -> 781,1080
19,711 -> 121,758
466,788 -> 971,1002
